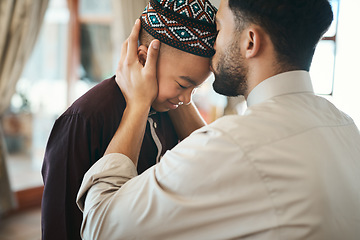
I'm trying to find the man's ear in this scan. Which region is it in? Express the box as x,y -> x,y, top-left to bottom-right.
138,45 -> 148,66
243,26 -> 262,59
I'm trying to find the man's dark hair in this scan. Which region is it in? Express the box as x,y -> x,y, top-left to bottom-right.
228,0 -> 333,71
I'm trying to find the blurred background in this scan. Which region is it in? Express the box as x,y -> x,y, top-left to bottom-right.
0,0 -> 359,239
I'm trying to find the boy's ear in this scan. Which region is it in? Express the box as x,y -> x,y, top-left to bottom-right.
138,45 -> 148,66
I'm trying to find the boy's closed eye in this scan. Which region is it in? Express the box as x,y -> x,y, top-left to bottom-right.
176,81 -> 189,89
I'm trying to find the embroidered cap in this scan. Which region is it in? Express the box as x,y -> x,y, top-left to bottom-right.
140,0 -> 217,57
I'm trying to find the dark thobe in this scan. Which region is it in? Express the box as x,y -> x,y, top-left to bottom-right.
41,76 -> 179,240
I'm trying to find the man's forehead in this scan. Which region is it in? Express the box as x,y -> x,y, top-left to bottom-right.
216,1 -> 235,26
215,1 -> 227,23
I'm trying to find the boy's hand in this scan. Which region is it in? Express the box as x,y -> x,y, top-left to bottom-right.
115,19 -> 160,109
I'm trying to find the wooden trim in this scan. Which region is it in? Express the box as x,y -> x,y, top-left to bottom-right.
15,186 -> 43,210
322,35 -> 336,41
66,0 -> 80,106
6,186 -> 44,216
79,15 -> 113,24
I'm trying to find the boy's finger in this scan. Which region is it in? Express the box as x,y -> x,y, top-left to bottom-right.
144,39 -> 160,74
127,19 -> 141,63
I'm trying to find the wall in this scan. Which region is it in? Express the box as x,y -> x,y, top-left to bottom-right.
332,0 -> 360,128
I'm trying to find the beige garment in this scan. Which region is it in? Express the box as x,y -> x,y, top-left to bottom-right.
77,71 -> 360,239
0,0 -> 48,216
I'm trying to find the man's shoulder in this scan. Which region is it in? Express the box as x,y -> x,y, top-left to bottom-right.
207,93 -> 354,149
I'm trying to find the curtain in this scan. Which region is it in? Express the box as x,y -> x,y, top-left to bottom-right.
0,0 -> 49,216
111,0 -> 148,63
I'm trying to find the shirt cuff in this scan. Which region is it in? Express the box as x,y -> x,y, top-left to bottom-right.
76,153 -> 138,211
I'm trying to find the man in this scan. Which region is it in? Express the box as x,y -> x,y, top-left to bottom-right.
77,0 -> 360,239
41,0 -> 217,239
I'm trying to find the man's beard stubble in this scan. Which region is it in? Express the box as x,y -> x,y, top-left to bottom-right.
211,41 -> 248,97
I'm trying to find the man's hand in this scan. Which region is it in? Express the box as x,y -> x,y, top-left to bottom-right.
105,20 -> 160,162
115,19 -> 160,109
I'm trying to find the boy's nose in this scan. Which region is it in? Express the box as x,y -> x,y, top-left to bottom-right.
178,91 -> 192,105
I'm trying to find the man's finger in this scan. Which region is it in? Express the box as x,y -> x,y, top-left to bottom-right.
144,39 -> 160,74
119,39 -> 129,67
127,19 -> 141,62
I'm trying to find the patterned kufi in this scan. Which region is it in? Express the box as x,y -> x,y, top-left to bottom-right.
140,0 -> 217,57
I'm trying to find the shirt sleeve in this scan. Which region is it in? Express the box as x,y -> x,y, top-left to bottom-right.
76,153 -> 138,212
76,122 -> 277,240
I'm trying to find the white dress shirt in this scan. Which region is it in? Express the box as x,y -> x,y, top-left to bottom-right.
77,71 -> 360,240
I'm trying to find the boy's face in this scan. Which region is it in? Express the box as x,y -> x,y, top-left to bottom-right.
151,47 -> 211,112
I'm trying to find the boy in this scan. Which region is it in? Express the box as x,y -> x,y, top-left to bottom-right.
41,0 -> 217,239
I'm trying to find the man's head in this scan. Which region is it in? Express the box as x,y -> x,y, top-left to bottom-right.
211,0 -> 333,98
138,0 -> 218,112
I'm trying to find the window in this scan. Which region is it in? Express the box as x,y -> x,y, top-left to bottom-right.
5,0 -> 69,190
310,0 -> 339,95
79,0 -> 114,84
5,0 -> 117,191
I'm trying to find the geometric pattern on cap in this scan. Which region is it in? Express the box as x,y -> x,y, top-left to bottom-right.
140,0 -> 217,57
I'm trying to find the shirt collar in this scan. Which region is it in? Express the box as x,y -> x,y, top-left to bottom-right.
246,70 -> 314,107
148,109 -> 157,117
